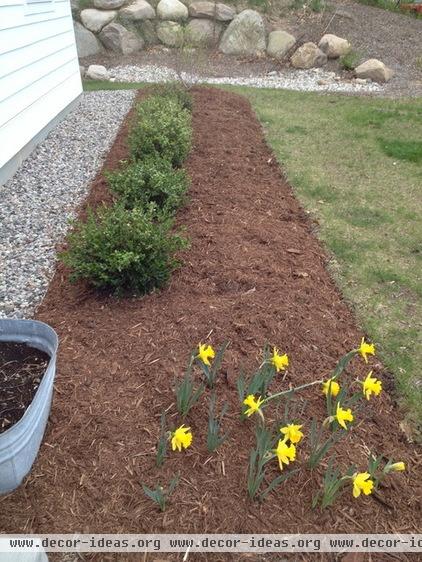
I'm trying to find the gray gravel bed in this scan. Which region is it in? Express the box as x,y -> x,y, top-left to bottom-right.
109,64 -> 382,94
0,90 -> 136,319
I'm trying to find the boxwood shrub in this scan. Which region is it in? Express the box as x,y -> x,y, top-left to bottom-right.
61,204 -> 188,294
106,156 -> 189,213
129,97 -> 192,167
152,82 -> 193,112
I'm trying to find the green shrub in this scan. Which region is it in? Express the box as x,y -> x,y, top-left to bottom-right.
129,96 -> 192,167
152,82 -> 193,112
106,156 -> 189,213
60,204 -> 188,294
340,50 -> 361,71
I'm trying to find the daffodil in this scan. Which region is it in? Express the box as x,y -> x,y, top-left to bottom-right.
352,472 -> 374,498
197,343 -> 215,366
389,461 -> 406,472
271,347 -> 289,372
171,425 -> 193,452
335,402 -> 354,430
358,337 -> 375,363
361,371 -> 382,400
280,423 -> 304,444
243,394 -> 264,418
322,378 -> 340,397
274,438 -> 296,471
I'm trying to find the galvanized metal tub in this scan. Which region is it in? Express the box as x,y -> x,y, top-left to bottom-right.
0,319 -> 58,494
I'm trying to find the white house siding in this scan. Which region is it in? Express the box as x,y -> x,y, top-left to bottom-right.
0,0 -> 82,183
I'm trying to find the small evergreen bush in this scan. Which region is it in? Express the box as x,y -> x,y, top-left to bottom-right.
340,50 -> 361,71
106,156 -> 189,213
153,82 -> 193,112
61,204 -> 187,294
129,97 -> 192,167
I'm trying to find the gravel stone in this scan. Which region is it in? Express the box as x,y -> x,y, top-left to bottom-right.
0,90 -> 136,319
108,63 -> 382,94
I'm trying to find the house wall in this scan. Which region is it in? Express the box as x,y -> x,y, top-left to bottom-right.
0,0 -> 82,185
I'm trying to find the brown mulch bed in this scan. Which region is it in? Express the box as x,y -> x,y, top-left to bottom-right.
0,343 -> 49,433
0,88 -> 420,548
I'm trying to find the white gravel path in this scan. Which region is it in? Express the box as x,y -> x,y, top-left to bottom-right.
108,64 -> 382,94
0,90 -> 136,319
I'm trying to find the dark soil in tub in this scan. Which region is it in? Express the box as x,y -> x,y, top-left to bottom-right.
0,87 -> 420,546
0,342 -> 49,433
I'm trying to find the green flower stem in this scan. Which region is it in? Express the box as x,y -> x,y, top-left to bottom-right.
262,379 -> 323,406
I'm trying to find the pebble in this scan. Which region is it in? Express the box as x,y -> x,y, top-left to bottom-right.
0,90 -> 136,319
108,64 -> 382,94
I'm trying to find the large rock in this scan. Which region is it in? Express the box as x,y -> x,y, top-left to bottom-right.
99,22 -> 144,53
86,64 -> 110,80
290,42 -> 327,69
73,21 -> 102,58
157,0 -> 188,20
215,2 -> 236,21
119,0 -> 155,21
189,1 -> 235,21
80,9 -> 116,33
318,34 -> 351,59
185,18 -> 222,47
355,59 -> 393,83
138,20 -> 159,44
156,20 -> 183,46
93,0 -> 126,8
267,30 -> 295,59
219,10 -> 266,56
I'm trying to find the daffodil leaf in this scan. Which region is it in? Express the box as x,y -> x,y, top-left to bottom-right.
260,468 -> 300,501
332,350 -> 357,381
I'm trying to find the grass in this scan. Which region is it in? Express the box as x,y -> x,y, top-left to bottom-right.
84,79 -> 422,431
356,0 -> 422,17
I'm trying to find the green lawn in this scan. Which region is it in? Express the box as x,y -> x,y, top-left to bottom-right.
84,80 -> 422,431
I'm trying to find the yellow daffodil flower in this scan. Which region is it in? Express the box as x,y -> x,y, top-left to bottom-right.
280,423 -> 304,444
171,425 -> 193,452
322,378 -> 340,397
243,394 -> 264,418
362,371 -> 382,400
335,402 -> 354,430
197,343 -> 215,366
271,347 -> 289,372
274,438 -> 296,471
389,461 -> 406,472
358,337 -> 375,363
352,472 -> 374,498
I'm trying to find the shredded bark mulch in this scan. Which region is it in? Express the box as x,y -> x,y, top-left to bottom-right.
0,342 -> 49,434
0,88 -> 420,556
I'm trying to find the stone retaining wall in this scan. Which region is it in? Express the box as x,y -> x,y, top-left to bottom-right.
73,0 -> 394,84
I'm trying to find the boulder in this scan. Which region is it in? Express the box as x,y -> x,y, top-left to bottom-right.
93,0 -> 126,8
99,22 -> 144,53
138,20 -> 160,44
156,20 -> 184,46
215,2 -> 236,21
355,59 -> 393,83
157,0 -> 188,20
185,18 -> 222,46
86,64 -> 110,80
189,1 -> 235,21
318,34 -> 351,59
219,10 -> 266,56
73,21 -> 102,58
119,0 -> 156,21
290,42 -> 327,69
267,30 -> 295,59
79,65 -> 86,77
80,9 -> 117,33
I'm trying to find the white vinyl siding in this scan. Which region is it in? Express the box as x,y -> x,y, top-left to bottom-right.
0,0 -> 82,174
